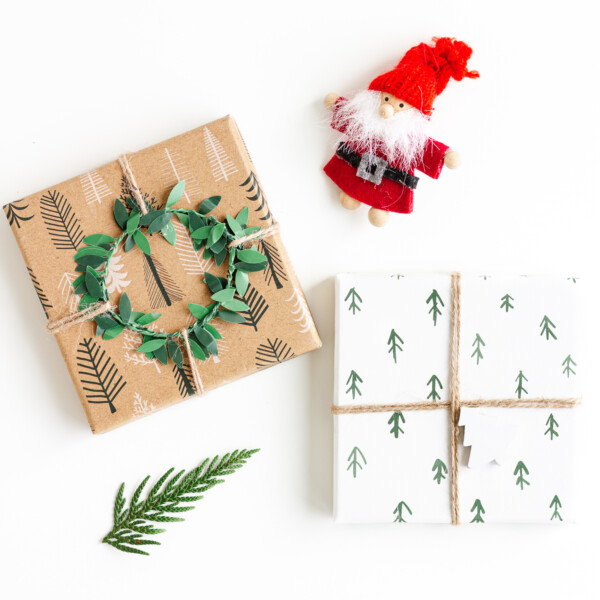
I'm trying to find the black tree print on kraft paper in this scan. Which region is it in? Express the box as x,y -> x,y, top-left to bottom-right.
172,362 -> 195,398
40,190 -> 84,250
4,199 -> 33,229
236,284 -> 269,331
255,338 -> 295,369
142,253 -> 184,308
27,267 -> 52,317
77,337 -> 126,414
240,172 -> 272,223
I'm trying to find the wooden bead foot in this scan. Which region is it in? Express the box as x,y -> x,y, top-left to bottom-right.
340,192 -> 361,210
368,208 -> 390,227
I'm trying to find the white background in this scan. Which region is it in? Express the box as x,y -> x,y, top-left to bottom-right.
1,1 -> 598,598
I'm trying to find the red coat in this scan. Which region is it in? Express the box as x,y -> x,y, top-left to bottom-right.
324,99 -> 449,214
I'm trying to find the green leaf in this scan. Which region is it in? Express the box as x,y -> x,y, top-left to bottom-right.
217,310 -> 246,324
124,235 -> 135,252
176,213 -> 189,228
235,270 -> 249,297
78,294 -> 96,310
72,274 -> 85,288
190,226 -> 212,240
236,249 -> 267,264
85,266 -> 103,299
188,303 -> 209,320
204,273 -> 226,293
114,199 -> 129,229
226,214 -> 243,235
136,312 -> 161,325
126,211 -> 141,234
133,230 -> 151,255
95,314 -> 117,330
221,299 -> 250,312
236,206 -> 249,229
119,292 -> 132,322
197,196 -> 221,215
162,221 -> 176,245
206,223 -> 225,248
214,246 -> 227,267
168,339 -> 183,368
140,209 -> 162,226
188,338 -> 206,360
194,326 -> 218,356
211,288 -> 235,303
188,211 -> 206,231
153,343 -> 168,365
204,323 -> 222,340
166,180 -> 186,208
136,338 -> 168,353
84,233 -> 115,246
75,246 -> 109,259
235,261 -> 267,273
147,212 -> 172,234
103,325 -> 125,340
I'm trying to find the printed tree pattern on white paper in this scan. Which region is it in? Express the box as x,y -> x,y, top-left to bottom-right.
160,147 -> 202,204
286,287 -> 312,334
203,127 -> 238,183
132,392 -> 155,416
80,170 -> 113,206
172,220 -> 213,276
334,274 -> 581,524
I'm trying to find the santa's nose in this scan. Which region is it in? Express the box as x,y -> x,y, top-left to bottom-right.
379,104 -> 394,119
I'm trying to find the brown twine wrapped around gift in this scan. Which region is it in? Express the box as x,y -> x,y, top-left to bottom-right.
331,272 -> 581,525
45,153 -> 280,396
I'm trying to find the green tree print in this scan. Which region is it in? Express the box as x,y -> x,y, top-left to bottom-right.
427,374 -> 443,401
388,412 -> 405,437
345,287 -> 362,315
545,413 -> 559,440
393,501 -> 412,523
550,495 -> 563,521
345,370 -> 362,399
514,461 -> 530,490
500,293 -> 514,312
346,447 -> 367,478
432,459 -> 448,484
515,370 -> 528,398
426,289 -> 444,326
387,329 -> 404,363
540,315 -> 557,340
471,333 -> 485,365
562,354 -> 576,378
470,499 -> 485,523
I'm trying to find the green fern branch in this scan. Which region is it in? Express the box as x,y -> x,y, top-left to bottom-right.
102,448 -> 259,555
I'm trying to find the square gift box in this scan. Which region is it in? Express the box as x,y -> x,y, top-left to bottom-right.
4,116 -> 321,433
333,273 -> 582,524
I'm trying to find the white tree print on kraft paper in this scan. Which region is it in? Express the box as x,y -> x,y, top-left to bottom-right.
160,147 -> 202,204
123,330 -> 161,373
286,287 -> 312,334
203,127 -> 238,183
105,245 -> 131,294
80,170 -> 113,206
59,272 -> 79,313
333,273 -> 582,524
173,220 -> 213,276
132,392 -> 155,417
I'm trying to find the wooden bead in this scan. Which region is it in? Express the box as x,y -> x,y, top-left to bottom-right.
324,93 -> 341,110
340,191 -> 361,210
443,150 -> 461,169
368,208 -> 390,227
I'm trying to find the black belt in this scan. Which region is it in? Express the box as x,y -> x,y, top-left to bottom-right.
336,143 -> 419,190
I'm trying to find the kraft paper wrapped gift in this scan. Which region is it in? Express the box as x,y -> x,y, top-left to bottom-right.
4,116 -> 321,433
333,273 -> 582,524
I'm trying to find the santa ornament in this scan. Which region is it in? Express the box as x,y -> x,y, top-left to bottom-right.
324,37 -> 479,226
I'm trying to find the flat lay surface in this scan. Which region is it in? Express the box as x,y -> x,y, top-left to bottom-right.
1,1 -> 598,598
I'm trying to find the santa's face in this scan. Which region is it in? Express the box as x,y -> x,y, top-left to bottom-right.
332,89 -> 429,171
379,92 -> 413,118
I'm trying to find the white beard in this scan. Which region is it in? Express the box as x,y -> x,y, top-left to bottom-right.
333,89 -> 430,171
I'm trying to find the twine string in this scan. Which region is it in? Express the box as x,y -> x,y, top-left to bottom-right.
331,272 -> 581,525
118,154 -> 148,215
46,301 -> 111,334
228,221 -> 279,248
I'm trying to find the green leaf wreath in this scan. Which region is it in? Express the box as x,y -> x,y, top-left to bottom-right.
102,449 -> 259,555
71,181 -> 268,366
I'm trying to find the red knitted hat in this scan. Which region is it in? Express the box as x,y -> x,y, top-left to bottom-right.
368,37 -> 479,116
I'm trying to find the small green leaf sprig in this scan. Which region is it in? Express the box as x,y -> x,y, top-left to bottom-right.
70,181 -> 268,366
102,449 -> 259,555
